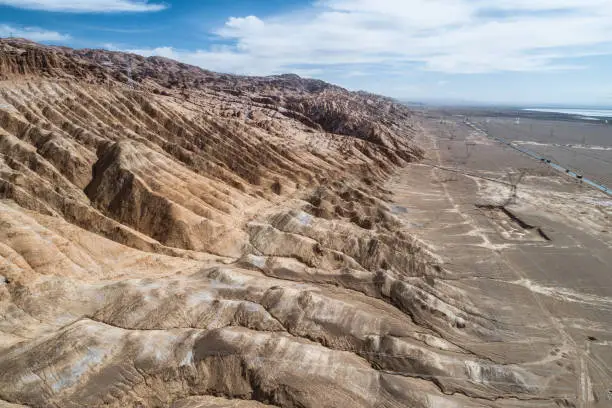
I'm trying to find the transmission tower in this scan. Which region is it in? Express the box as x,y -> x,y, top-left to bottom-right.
465,141 -> 476,159
504,170 -> 525,206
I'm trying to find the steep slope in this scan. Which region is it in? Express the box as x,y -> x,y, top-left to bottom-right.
0,39 -> 570,408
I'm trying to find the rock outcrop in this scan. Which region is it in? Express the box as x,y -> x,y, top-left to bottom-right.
0,39 -> 566,407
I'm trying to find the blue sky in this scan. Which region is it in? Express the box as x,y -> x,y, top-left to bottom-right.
2,0 -> 612,106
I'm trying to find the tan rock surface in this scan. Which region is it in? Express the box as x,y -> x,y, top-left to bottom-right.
0,39 -> 584,407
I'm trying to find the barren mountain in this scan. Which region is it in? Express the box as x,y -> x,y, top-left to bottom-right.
0,39 -> 586,407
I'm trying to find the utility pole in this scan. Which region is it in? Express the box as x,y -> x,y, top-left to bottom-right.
127,64 -> 133,89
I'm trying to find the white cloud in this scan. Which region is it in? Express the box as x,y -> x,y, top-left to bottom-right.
0,24 -> 70,41
124,46 -> 269,76
123,0 -> 612,76
0,0 -> 166,12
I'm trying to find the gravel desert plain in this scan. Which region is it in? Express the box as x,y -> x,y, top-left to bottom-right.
0,39 -> 611,408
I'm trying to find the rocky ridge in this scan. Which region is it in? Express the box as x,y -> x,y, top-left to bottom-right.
0,39 -> 569,407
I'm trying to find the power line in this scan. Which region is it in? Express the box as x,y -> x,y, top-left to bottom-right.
465,121 -> 611,196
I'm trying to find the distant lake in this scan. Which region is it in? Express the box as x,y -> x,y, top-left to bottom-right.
524,108 -> 612,118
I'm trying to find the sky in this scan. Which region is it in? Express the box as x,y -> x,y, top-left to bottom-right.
2,0 -> 612,106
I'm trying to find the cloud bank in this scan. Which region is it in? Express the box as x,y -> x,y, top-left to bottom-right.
128,0 -> 612,75
0,0 -> 166,12
0,24 -> 70,41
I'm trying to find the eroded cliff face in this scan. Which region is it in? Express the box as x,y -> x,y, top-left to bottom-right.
0,39 -> 567,408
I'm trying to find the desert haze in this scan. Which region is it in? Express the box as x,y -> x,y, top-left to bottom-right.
0,39 -> 611,408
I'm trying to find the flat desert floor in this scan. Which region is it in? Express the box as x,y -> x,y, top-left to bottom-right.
388,112 -> 612,407
464,114 -> 610,188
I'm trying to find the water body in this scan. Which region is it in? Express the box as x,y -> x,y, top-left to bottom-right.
524,108 -> 612,118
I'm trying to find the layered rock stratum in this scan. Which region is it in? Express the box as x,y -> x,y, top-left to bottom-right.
0,39 -> 581,407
